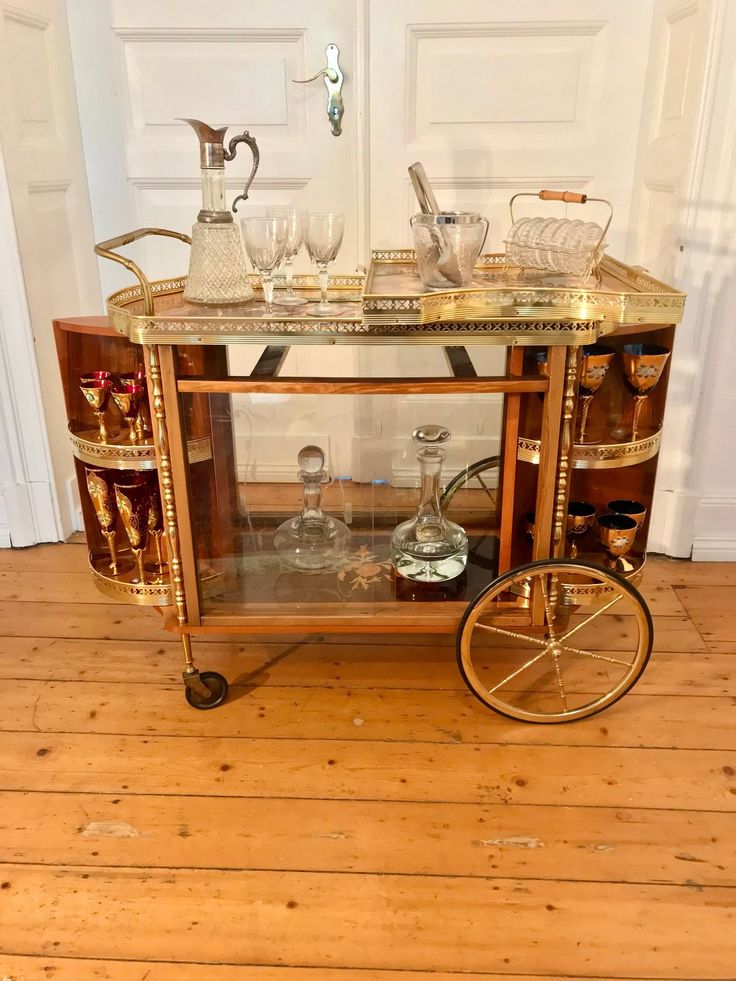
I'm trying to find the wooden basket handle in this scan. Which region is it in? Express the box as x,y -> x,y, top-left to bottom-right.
538,190 -> 588,204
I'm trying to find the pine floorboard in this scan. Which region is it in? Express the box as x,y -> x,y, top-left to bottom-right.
0,542 -> 734,979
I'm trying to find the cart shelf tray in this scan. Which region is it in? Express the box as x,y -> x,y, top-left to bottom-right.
70,429 -> 212,470
105,253 -> 684,347
517,429 -> 662,469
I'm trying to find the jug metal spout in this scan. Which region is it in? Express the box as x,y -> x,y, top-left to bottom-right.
179,117 -> 260,220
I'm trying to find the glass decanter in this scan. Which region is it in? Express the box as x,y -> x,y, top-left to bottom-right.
274,445 -> 351,571
391,425 -> 468,582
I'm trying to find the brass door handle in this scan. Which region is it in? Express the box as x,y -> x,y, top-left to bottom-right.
293,43 -> 344,137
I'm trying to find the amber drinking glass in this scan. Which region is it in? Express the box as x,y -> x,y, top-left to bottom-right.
620,344 -> 670,441
566,501 -> 596,558
577,344 -> 614,444
597,513 -> 638,572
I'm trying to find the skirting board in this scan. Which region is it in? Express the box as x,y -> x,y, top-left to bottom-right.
692,496 -> 736,562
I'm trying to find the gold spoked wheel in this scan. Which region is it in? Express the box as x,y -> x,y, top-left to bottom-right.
457,559 -> 653,723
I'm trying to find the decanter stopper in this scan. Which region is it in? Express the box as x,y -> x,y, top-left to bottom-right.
391,424 -> 468,582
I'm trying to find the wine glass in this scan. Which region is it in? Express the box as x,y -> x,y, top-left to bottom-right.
566,501 -> 596,558
268,207 -> 307,306
114,475 -> 151,585
145,475 -> 167,582
577,344 -> 614,444
111,384 -> 144,444
119,369 -> 149,440
597,513 -> 638,572
80,374 -> 113,442
620,344 -> 671,441
84,466 -> 132,577
240,216 -> 289,313
304,213 -> 344,317
608,499 -> 647,531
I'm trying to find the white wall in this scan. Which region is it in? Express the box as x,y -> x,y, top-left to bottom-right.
627,0 -> 736,559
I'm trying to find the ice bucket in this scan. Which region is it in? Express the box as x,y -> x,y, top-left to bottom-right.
410,211 -> 488,290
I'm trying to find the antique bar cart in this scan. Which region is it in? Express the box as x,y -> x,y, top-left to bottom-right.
54,222 -> 684,723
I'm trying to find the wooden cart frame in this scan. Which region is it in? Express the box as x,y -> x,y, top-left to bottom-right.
54,227 -> 684,723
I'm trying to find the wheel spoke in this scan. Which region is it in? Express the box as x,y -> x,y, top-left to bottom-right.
486,649 -> 549,694
475,622 -> 548,647
558,593 -> 623,643
551,653 -> 568,711
472,472 -> 496,507
559,643 -> 634,668
539,575 -> 558,642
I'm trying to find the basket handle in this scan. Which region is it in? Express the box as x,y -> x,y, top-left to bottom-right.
508,191 -> 614,255
538,190 -> 587,203
94,227 -> 192,316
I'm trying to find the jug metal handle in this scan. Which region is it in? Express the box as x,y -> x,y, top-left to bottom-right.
225,131 -> 261,213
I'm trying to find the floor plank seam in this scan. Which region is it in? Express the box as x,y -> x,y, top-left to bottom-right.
0,859 -> 733,889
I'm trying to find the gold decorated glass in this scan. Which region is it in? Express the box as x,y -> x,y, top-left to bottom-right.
80,373 -> 113,443
566,501 -> 596,558
145,475 -> 167,581
111,383 -> 144,444
608,499 -> 647,532
118,370 -> 149,440
621,344 -> 670,441
577,344 -> 614,444
597,513 -> 638,572
85,466 -> 123,575
114,476 -> 151,584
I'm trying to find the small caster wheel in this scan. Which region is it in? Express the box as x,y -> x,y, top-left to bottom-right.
185,671 -> 229,710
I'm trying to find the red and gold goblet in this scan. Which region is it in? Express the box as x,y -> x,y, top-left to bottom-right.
145,475 -> 167,582
113,474 -> 151,585
118,370 -> 150,440
80,372 -> 113,443
111,383 -> 144,444
84,465 -> 133,576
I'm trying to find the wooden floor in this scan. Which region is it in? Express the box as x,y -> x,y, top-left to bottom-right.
0,542 -> 734,980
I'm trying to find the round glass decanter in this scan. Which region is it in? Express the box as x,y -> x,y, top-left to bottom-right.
391,425 -> 468,582
274,445 -> 351,571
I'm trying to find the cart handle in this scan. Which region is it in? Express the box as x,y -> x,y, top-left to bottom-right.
94,227 -> 192,316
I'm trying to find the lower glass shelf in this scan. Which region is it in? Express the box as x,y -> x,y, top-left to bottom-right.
199,531 -> 500,615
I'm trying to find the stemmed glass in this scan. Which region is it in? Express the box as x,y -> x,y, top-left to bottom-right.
597,513 -> 638,572
84,466 -> 132,576
304,213 -> 344,317
111,383 -> 144,444
145,475 -> 167,582
268,207 -> 307,306
566,501 -> 596,558
114,474 -> 151,585
619,343 -> 671,441
240,216 -> 289,314
119,369 -> 149,440
577,344 -> 614,444
80,373 -> 113,443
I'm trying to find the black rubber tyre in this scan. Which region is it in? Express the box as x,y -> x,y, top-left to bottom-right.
185,671 -> 229,710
